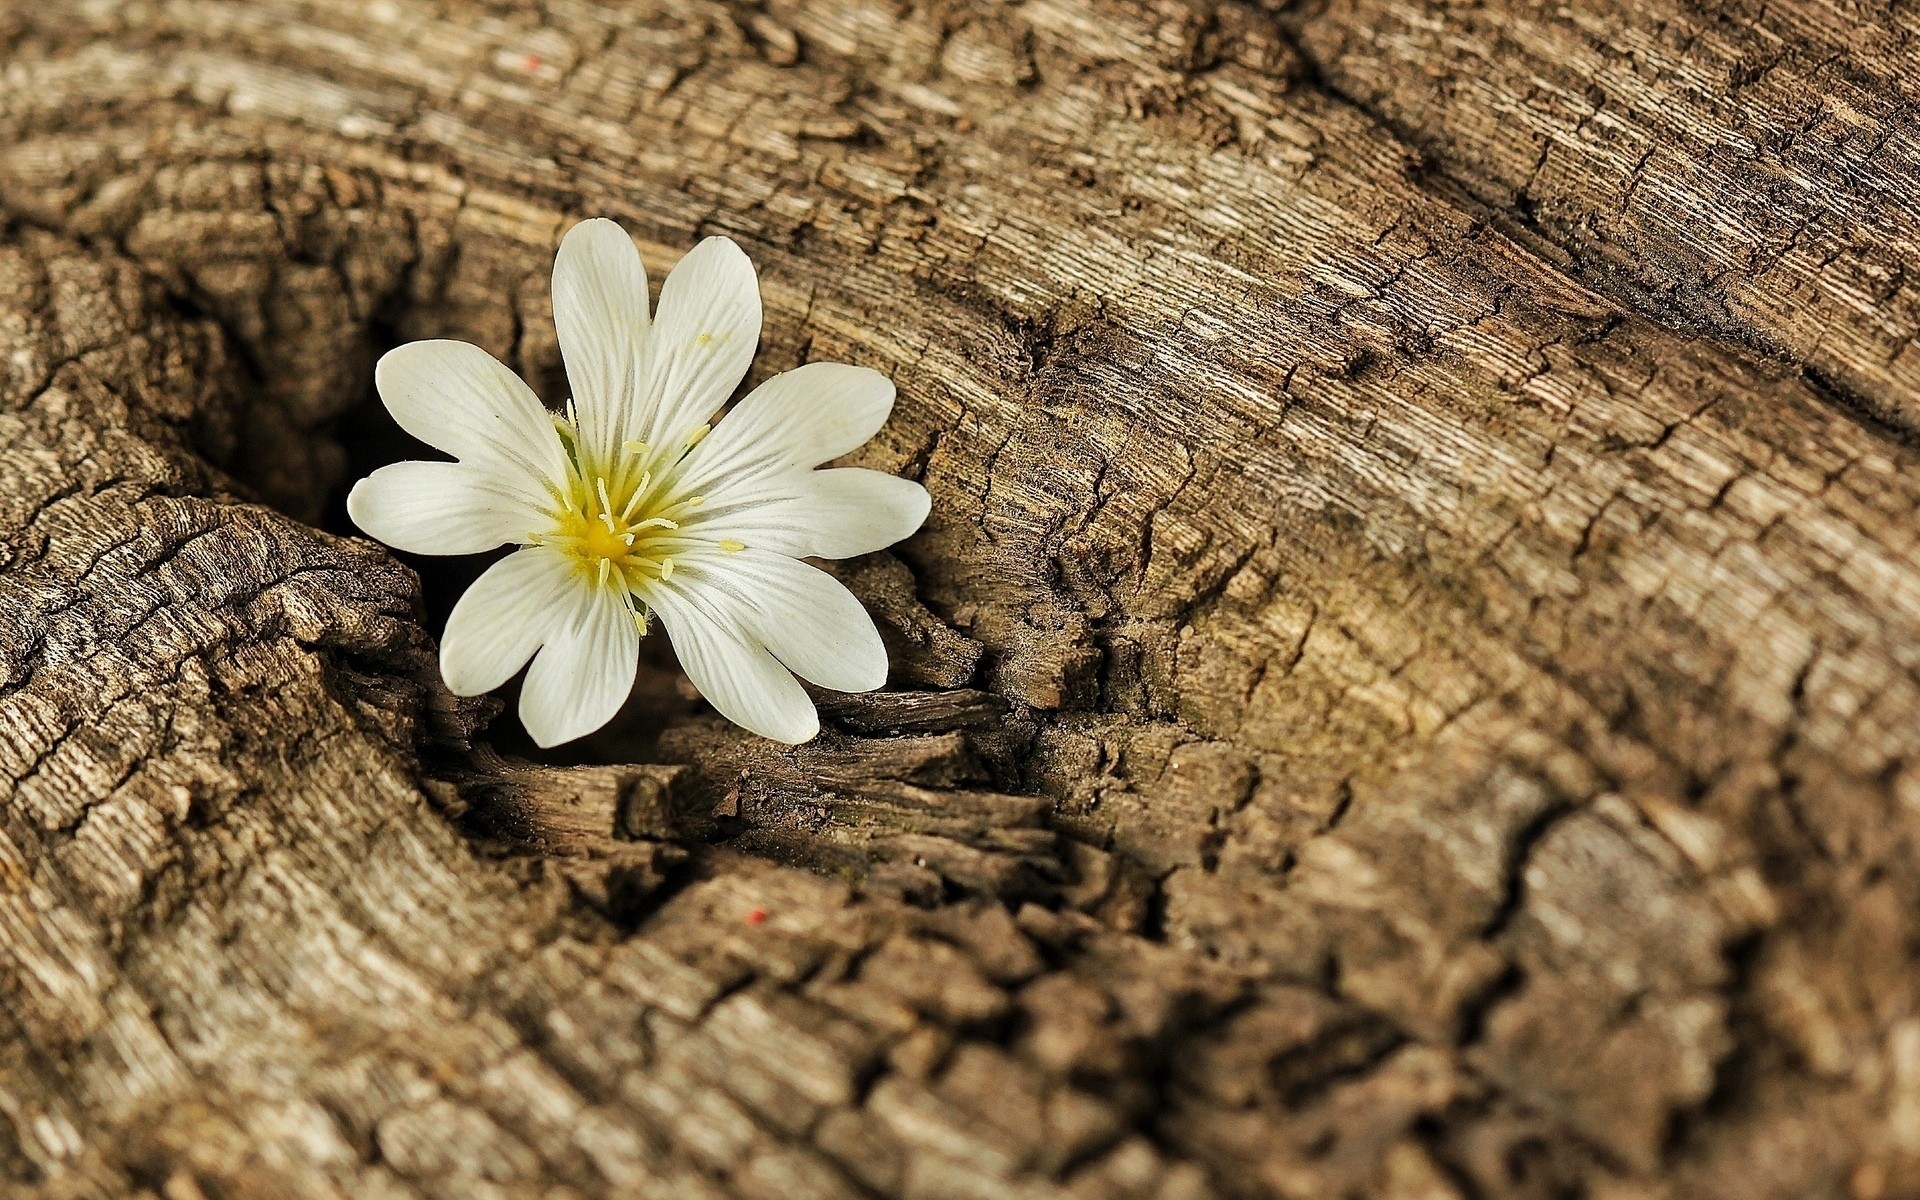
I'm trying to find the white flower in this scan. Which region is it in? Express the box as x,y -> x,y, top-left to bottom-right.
346,219 -> 930,747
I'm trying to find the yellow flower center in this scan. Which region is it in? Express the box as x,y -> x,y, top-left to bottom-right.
533,420 -> 711,628
573,513 -> 632,564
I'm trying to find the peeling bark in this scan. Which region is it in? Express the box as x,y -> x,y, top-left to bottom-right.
1,1 -> 1917,1197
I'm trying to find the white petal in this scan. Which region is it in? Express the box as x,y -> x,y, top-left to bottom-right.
517,580 -> 640,748
553,218 -> 649,466
440,545 -> 581,695
374,340 -> 568,501
648,585 -> 819,744
347,461 -> 544,556
635,237 -> 761,451
676,363 -> 895,501
676,548 -> 888,693
687,468 -> 931,561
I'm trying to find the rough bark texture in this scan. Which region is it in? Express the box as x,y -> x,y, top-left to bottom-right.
1,1 -> 1917,1197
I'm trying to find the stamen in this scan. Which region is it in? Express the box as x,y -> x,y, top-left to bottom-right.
597,558 -> 611,587
622,533 -> 636,546
633,609 -> 648,633
620,472 -> 651,521
623,439 -> 651,456
659,557 -> 674,580
685,423 -> 710,449
595,477 -> 617,532
718,539 -> 745,553
684,495 -> 704,508
632,517 -> 678,532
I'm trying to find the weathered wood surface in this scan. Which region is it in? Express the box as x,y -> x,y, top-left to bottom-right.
0,1 -> 1916,1196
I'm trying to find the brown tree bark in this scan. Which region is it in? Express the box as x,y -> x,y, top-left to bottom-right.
0,1 -> 1915,1197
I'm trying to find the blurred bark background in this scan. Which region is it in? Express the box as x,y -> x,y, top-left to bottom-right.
2,1 -> 1918,1197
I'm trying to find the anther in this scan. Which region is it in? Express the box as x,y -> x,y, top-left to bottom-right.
685,423 -> 710,449
597,558 -> 611,587
659,557 -> 675,580
623,439 -> 651,456
718,539 -> 745,553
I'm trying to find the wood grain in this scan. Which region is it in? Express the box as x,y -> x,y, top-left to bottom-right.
0,1 -> 1915,1196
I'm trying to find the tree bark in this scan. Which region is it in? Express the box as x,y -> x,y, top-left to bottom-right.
0,1 -> 1916,1197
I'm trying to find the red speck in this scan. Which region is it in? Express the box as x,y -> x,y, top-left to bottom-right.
522,54 -> 544,73
746,908 -> 768,925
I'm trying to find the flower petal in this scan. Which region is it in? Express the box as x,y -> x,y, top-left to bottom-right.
675,548 -> 888,693
677,362 -> 895,501
648,584 -> 819,744
687,468 -> 931,561
636,236 -> 761,451
374,340 -> 568,501
440,545 -> 581,695
553,218 -> 650,467
517,579 -> 640,748
347,460 -> 544,556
